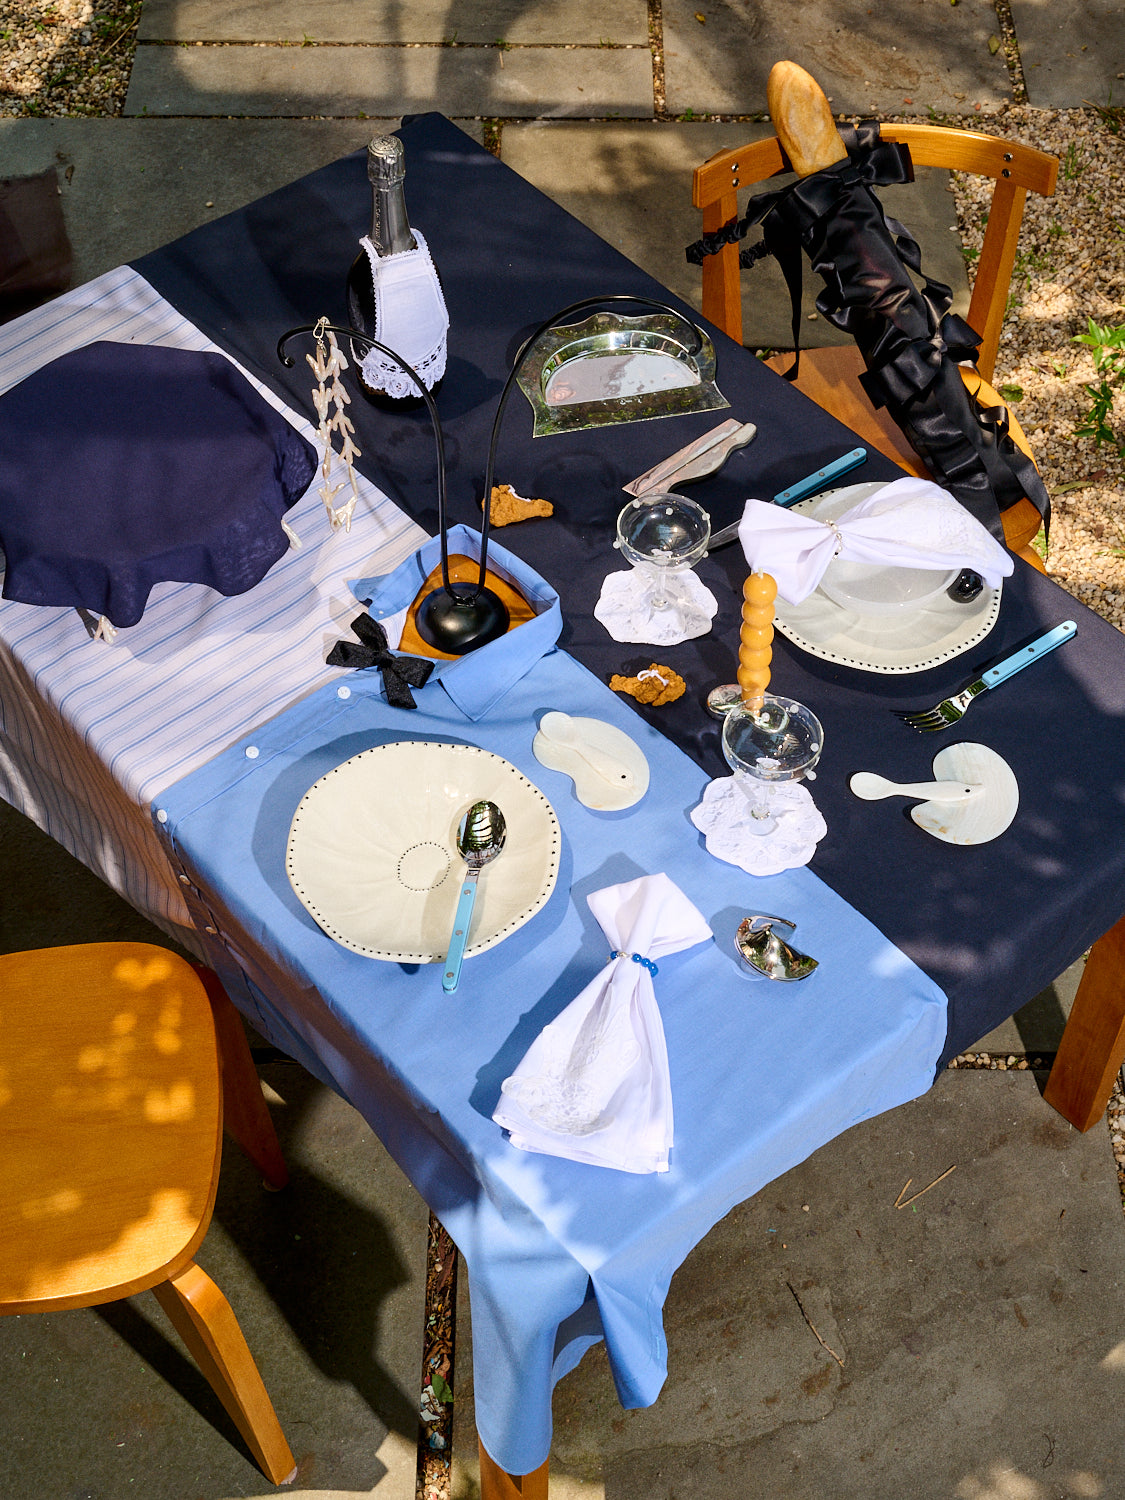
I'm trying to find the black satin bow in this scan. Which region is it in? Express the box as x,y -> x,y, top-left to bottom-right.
690,119 -> 1050,539
326,614 -> 435,709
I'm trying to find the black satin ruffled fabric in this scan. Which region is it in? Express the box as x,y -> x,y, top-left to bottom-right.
769,123 -> 1050,540
695,122 -> 1051,542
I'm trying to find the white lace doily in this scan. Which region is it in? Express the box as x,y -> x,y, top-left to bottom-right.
691,775 -> 827,875
358,229 -> 448,399
594,566 -> 718,645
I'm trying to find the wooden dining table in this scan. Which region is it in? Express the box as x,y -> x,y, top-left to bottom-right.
3,112 -> 1125,1497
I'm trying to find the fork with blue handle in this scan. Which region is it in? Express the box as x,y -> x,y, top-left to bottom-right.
894,620 -> 1078,732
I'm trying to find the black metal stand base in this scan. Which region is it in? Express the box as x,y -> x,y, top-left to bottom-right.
415,585 -> 510,655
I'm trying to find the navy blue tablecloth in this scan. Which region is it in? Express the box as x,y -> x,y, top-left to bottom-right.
133,112 -> 1125,1065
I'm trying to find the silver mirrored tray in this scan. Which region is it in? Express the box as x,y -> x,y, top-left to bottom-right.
516,311 -> 729,436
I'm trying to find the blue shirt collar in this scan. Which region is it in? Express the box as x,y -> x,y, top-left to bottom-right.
350,524 -> 562,721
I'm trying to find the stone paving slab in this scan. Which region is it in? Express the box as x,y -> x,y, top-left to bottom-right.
138,0 -> 649,45
975,956 -> 1083,1056
663,0 -> 1012,118
1011,0 -> 1125,109
0,118 -> 452,288
123,42 -> 654,118
501,120 -> 969,349
454,1068 -> 1125,1500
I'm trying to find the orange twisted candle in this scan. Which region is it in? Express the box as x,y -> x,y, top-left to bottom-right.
736,572 -> 777,712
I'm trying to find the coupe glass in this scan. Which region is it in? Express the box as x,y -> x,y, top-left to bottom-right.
614,493 -> 710,610
721,694 -> 824,833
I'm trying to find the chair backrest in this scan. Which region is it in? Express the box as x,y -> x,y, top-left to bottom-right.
692,124 -> 1058,384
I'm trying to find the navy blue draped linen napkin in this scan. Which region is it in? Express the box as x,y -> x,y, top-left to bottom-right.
0,341 -> 317,627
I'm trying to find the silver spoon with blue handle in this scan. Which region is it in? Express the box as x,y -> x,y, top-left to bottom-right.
442,800 -> 507,993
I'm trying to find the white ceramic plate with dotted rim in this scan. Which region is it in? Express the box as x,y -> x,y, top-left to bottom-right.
287,742 -> 561,962
771,483 -> 1002,674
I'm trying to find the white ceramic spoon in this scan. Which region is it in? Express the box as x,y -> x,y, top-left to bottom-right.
849,772 -> 981,803
532,710 -> 649,810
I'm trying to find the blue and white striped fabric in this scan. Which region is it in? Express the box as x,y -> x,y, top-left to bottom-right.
0,266 -> 425,937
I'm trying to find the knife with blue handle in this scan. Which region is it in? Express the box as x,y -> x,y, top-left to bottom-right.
708,445 -> 869,549
773,446 -> 868,507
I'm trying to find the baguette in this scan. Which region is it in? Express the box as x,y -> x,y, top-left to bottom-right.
767,60 -> 848,178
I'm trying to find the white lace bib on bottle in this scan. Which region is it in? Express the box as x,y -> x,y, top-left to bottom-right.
358,229 -> 449,399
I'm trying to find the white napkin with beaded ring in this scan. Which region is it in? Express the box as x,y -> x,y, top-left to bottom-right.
493,872 -> 713,1173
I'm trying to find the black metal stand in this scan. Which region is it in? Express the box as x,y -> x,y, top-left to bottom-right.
278,295 -> 706,656
277,321 -> 509,655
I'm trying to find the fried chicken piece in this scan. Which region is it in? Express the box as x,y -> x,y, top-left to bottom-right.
609,664 -> 686,706
485,483 -> 554,526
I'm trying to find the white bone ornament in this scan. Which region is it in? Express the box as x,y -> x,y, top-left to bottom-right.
532,711 -> 649,810
308,323 -> 362,532
910,742 -> 1018,845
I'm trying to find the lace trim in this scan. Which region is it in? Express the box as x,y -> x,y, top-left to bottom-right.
499,960 -> 644,1135
358,229 -> 448,400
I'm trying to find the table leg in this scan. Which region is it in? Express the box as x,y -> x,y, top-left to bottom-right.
1043,912 -> 1125,1132
193,963 -> 290,1188
478,1440 -> 549,1500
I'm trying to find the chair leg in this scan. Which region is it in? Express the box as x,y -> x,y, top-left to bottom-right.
478,1439 -> 549,1500
153,1260 -> 297,1485
1043,914 -> 1125,1132
193,964 -> 289,1189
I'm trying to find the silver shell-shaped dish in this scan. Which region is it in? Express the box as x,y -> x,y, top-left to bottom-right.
517,311 -> 728,436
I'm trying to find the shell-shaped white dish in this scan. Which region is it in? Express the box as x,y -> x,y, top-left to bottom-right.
287,742 -> 560,961
911,742 -> 1018,845
532,711 -> 649,810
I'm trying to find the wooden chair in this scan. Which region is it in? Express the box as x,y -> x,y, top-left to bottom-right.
0,942 -> 296,1485
692,124 -> 1059,567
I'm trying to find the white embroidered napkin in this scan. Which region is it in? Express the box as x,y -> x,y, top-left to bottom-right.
358,229 -> 449,399
736,477 -> 1014,605
493,873 -> 712,1173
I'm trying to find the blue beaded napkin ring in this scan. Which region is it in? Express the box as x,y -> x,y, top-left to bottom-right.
610,950 -> 658,977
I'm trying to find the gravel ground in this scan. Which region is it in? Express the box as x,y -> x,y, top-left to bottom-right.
4,17 -> 1125,1140
0,0 -> 140,117
948,102 -> 1125,629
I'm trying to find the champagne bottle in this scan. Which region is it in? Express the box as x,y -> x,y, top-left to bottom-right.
346,136 -> 447,410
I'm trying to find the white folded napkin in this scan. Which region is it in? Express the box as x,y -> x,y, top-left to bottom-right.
493,873 -> 712,1173
358,229 -> 449,399
736,477 -> 1014,605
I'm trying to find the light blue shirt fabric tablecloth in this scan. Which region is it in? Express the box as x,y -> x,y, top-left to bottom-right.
154,633 -> 946,1475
